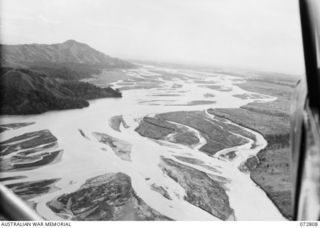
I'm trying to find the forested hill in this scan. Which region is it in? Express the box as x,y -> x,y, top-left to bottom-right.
0,68 -> 121,115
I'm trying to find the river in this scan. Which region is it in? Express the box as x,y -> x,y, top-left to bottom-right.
0,64 -> 285,220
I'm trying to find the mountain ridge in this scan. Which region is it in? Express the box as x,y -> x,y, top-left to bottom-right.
1,39 -> 134,68
0,40 -> 135,80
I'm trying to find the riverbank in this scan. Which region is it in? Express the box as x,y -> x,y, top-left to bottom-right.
47,173 -> 171,221
0,128 -> 63,172
209,76 -> 297,219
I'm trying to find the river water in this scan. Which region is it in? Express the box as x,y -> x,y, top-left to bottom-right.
0,64 -> 285,220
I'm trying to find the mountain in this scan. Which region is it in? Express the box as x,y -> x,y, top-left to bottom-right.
0,68 -> 121,115
0,40 -> 135,79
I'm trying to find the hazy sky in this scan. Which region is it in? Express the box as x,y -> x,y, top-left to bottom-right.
0,0 -> 304,74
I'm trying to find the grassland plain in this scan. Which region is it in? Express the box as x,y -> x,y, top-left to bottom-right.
136,112 -> 247,155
